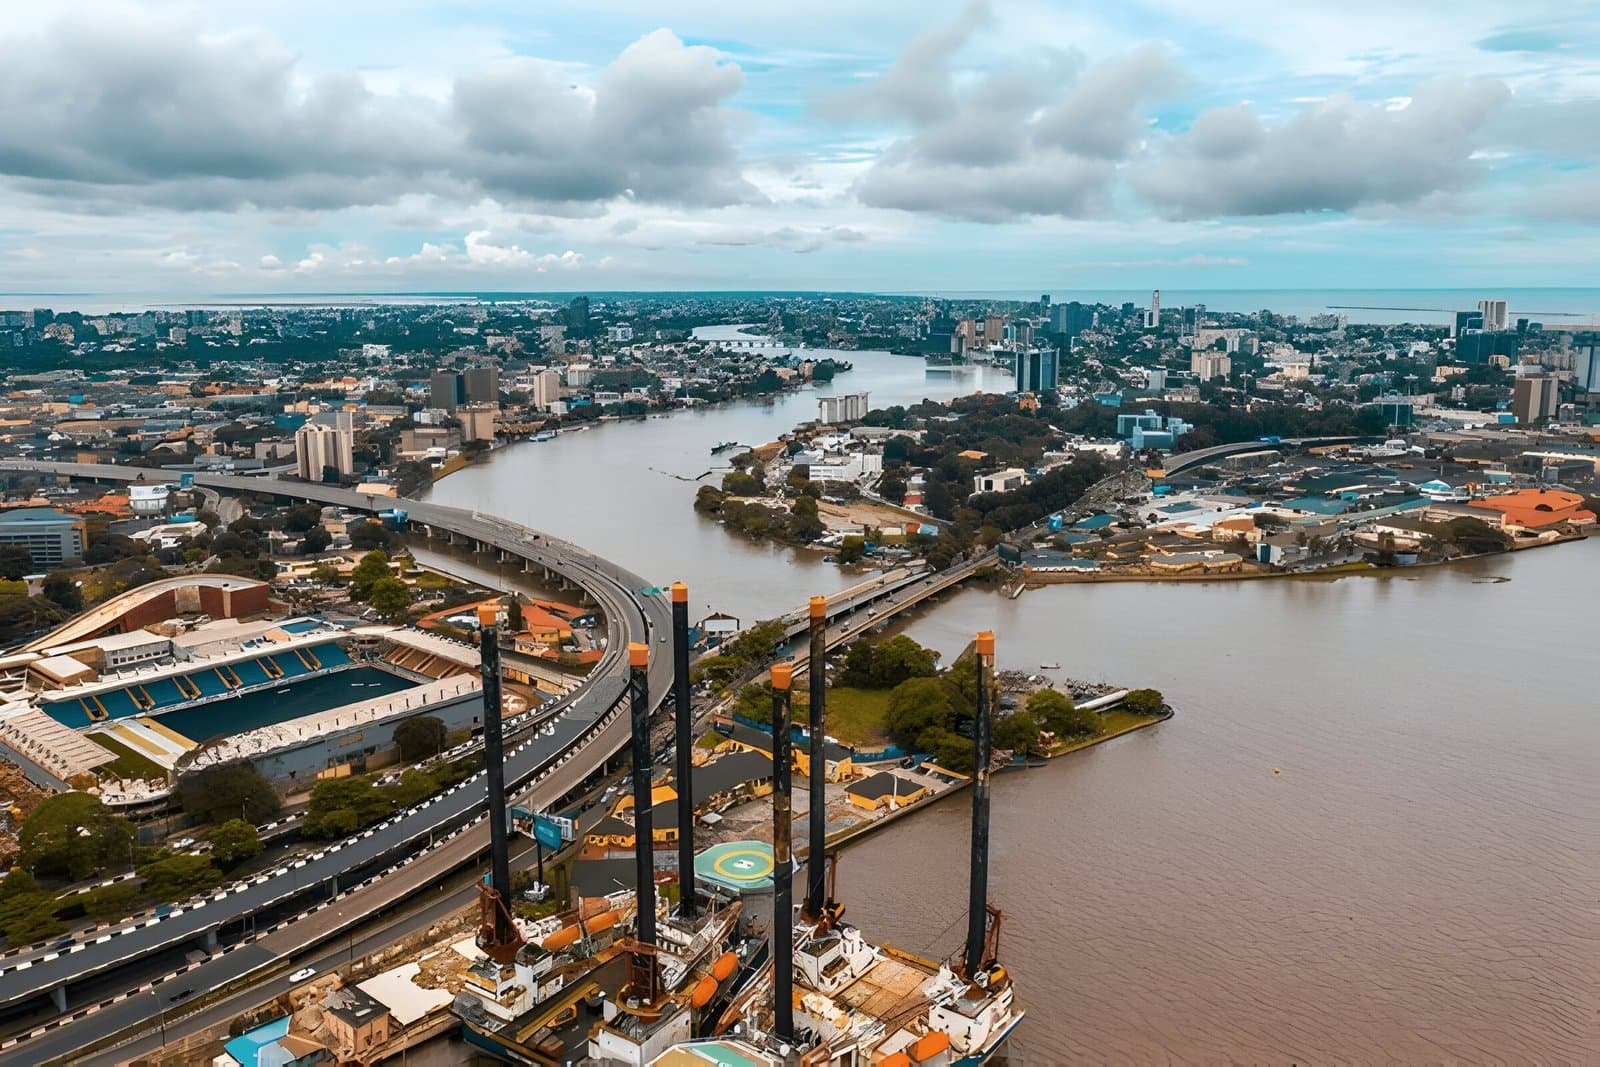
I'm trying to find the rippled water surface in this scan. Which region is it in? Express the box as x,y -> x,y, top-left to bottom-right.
431,331 -> 1597,1061
838,544 -> 1600,1063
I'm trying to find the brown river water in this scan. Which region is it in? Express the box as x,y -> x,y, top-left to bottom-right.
430,329 -> 1597,1062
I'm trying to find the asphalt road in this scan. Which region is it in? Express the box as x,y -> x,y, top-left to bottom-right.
0,461 -> 674,1055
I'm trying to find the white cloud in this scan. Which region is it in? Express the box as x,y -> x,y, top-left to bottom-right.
0,12 -> 758,214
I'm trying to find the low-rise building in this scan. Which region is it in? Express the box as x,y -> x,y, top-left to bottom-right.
322,986 -> 392,1060
0,506 -> 85,567
973,468 -> 1028,494
844,770 -> 929,811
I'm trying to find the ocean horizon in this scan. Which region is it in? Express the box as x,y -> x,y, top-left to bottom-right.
2,287 -> 1598,326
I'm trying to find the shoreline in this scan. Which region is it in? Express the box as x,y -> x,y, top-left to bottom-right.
824,701 -> 1172,855
1020,532 -> 1590,587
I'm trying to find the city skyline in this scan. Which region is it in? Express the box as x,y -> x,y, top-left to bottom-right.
0,1 -> 1596,294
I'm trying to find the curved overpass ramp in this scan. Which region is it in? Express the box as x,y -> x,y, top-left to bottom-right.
1158,435 -> 1364,476
0,461 -> 672,1044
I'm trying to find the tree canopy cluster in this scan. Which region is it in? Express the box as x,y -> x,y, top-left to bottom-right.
300,757 -> 474,839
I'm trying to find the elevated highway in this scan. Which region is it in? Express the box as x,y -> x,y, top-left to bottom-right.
1157,436 -> 1364,476
0,460 -> 672,1052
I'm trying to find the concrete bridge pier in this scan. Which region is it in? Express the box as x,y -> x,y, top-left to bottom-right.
204,928 -> 219,952
50,983 -> 66,1013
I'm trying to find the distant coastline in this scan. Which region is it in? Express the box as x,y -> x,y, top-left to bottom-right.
6,287 -> 1599,325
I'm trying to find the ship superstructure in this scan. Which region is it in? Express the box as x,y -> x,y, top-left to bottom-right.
667,619 -> 1023,1066
454,587 -> 747,1064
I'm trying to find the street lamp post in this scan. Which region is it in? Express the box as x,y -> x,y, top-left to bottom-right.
152,989 -> 167,1046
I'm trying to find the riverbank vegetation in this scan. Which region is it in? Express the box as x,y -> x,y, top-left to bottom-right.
728,633 -> 1171,770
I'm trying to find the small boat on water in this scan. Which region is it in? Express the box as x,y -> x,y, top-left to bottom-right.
710,440 -> 739,454
1040,662 -> 1061,670
531,430 -> 556,442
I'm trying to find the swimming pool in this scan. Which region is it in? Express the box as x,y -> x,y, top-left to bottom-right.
153,666 -> 417,744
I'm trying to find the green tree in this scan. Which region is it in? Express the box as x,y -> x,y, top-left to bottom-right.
208,819 -> 262,870
1028,688 -> 1100,739
282,502 -> 322,532
721,471 -> 763,497
993,711 -> 1040,755
300,527 -> 332,554
786,497 -> 825,543
725,619 -> 786,667
177,762 -> 280,825
885,676 -> 957,749
1122,688 -> 1166,715
0,890 -> 66,944
387,768 -> 444,808
139,854 -> 223,901
349,549 -> 390,600
838,535 -> 865,564
393,715 -> 448,761
868,635 -> 938,688
349,520 -> 395,551
839,641 -> 876,688
302,776 -> 394,839
693,485 -> 726,513
917,725 -> 974,773
19,793 -> 134,881
41,573 -> 83,612
368,576 -> 412,620
878,476 -> 907,505
80,882 -> 141,922
0,546 -> 34,580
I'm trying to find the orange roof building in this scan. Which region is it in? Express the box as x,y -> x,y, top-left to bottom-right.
1469,489 -> 1596,531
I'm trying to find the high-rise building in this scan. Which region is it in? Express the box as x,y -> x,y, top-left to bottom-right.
296,421 -> 355,481
1191,351 -> 1232,380
1478,298 -> 1509,332
1511,372 -> 1558,424
1145,290 -> 1161,329
464,366 -> 500,406
1050,301 -> 1093,341
1572,333 -> 1600,397
1012,347 -> 1059,394
564,296 -> 590,331
1453,310 -> 1484,338
818,393 -> 870,424
983,315 -> 1006,348
458,403 -> 498,443
1457,330 -> 1519,364
430,370 -> 463,413
530,369 -> 561,411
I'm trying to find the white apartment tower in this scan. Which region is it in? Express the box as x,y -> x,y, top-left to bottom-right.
818,392 -> 870,424
530,369 -> 562,411
295,419 -> 354,481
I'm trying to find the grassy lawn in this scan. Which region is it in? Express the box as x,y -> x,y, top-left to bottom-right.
821,686 -> 892,747
1043,708 -> 1164,758
410,569 -> 458,590
86,733 -> 168,780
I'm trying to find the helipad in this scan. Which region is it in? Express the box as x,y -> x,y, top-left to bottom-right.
695,840 -> 775,894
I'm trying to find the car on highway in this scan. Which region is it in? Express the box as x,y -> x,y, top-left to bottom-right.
289,967 -> 316,983
170,837 -> 196,850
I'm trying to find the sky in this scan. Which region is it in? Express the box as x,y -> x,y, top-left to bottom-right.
0,0 -> 1596,295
